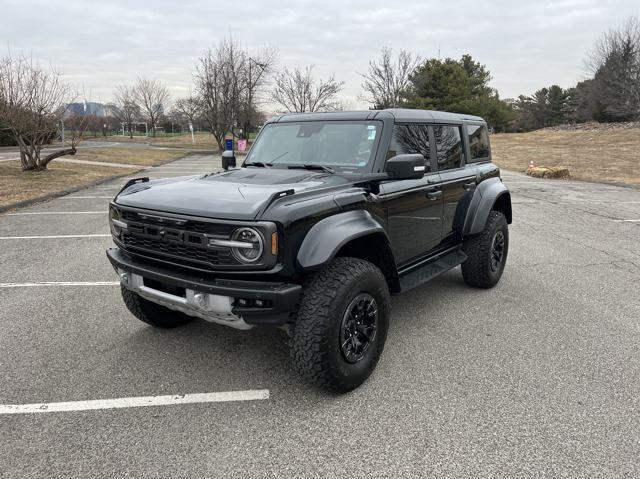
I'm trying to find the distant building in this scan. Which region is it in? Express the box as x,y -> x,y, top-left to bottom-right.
65,101 -> 118,117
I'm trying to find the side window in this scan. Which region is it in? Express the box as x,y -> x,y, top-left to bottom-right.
467,124 -> 490,161
387,123 -> 432,173
433,125 -> 463,171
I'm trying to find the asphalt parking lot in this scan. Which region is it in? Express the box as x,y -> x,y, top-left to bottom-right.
1,154 -> 639,478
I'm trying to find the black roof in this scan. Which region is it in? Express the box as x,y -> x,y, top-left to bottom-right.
270,108 -> 485,124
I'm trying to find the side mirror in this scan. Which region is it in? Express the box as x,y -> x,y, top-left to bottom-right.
386,154 -> 426,180
221,150 -> 236,171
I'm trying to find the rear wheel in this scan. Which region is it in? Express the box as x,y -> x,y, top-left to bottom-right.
120,285 -> 194,328
290,257 -> 391,393
461,210 -> 509,288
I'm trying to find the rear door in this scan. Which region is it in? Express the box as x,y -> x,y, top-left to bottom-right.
380,123 -> 444,266
432,124 -> 477,244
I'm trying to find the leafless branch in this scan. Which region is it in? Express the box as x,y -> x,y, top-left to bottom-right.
270,65 -> 344,113
0,51 -> 74,170
113,85 -> 140,139
360,47 -> 420,109
194,38 -> 276,149
133,78 -> 169,137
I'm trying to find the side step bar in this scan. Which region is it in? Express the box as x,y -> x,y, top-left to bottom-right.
398,248 -> 468,293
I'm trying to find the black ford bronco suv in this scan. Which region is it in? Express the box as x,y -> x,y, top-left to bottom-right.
107,109 -> 511,392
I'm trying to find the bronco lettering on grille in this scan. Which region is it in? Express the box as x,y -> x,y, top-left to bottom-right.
128,222 -> 208,249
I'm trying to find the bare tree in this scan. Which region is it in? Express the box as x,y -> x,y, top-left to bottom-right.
113,85 -> 140,138
194,38 -> 277,149
0,52 -> 77,170
239,46 -> 277,138
133,77 -> 169,137
271,65 -> 344,113
360,47 -> 420,109
173,95 -> 202,128
586,17 -> 640,121
62,111 -> 93,148
195,38 -> 246,150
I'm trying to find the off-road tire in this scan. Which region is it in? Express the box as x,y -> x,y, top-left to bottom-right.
461,210 -> 509,288
121,285 -> 194,328
290,257 -> 391,393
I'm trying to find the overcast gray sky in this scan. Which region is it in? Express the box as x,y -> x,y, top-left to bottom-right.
2,0 -> 638,109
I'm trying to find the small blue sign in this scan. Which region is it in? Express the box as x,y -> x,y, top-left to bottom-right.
225,139 -> 234,151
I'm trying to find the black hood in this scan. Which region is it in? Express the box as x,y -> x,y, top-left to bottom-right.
114,167 -> 356,220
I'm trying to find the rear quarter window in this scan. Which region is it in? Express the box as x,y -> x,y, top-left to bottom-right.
467,124 -> 490,161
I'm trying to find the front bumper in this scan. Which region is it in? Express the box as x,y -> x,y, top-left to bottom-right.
107,247 -> 301,328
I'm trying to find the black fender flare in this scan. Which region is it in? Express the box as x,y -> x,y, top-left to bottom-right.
296,210 -> 388,270
463,178 -> 512,236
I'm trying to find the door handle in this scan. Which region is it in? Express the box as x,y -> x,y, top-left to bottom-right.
463,182 -> 476,190
426,190 -> 442,200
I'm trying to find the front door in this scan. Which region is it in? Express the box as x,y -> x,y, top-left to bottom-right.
380,123 -> 443,266
381,175 -> 444,266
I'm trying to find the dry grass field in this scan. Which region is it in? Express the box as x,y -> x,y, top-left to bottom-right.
73,147 -> 187,166
147,132 -> 220,149
0,160 -> 135,208
491,127 -> 640,187
91,133 -> 254,151
93,133 -> 220,150
0,147 -> 187,208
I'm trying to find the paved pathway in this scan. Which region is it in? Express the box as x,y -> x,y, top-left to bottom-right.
0,155 -> 638,478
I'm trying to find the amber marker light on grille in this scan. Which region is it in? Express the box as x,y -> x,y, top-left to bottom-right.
271,232 -> 278,255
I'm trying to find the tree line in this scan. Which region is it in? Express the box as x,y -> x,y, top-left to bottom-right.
1,17 -> 638,171
514,18 -> 640,130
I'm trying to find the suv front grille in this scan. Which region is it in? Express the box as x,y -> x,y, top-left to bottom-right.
113,207 -> 277,271
122,233 -> 238,267
120,210 -> 234,236
118,209 -> 241,269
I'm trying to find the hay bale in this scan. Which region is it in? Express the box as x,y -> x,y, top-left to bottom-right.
526,166 -> 570,179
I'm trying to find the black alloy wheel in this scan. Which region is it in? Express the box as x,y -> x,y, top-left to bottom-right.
340,293 -> 378,364
490,230 -> 506,272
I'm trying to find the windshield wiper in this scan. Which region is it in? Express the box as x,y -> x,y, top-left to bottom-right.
269,151 -> 289,164
288,164 -> 335,174
244,161 -> 272,168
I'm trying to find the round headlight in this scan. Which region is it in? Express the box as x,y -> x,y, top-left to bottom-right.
109,207 -> 121,236
231,227 -> 263,263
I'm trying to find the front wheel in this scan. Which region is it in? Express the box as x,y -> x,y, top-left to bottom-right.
461,210 -> 509,288
290,257 -> 391,393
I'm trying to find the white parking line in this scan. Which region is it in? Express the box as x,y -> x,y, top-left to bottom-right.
0,281 -> 119,288
614,219 -> 640,222
0,234 -> 111,240
5,211 -> 108,216
59,196 -> 114,199
0,389 -> 270,414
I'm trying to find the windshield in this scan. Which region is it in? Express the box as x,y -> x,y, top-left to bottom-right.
245,120 -> 381,172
